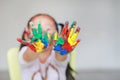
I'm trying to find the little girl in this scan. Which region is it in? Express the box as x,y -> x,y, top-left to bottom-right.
18,13 -> 79,80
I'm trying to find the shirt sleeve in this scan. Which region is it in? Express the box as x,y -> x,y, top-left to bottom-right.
18,46 -> 37,67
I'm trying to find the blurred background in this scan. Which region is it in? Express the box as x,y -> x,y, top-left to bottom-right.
0,0 -> 120,80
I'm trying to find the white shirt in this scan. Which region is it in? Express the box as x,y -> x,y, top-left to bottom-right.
18,46 -> 70,80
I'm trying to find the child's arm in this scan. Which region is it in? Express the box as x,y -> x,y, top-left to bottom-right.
22,47 -> 39,62
55,52 -> 67,61
18,21 -> 50,63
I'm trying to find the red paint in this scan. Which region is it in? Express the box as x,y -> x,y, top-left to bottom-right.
27,43 -> 36,52
76,27 -> 80,32
17,38 -> 36,52
62,22 -> 68,40
63,42 -> 73,52
73,39 -> 80,47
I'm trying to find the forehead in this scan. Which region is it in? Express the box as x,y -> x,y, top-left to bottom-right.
30,15 -> 57,33
32,15 -> 55,25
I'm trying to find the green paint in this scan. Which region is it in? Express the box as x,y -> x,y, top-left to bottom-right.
38,23 -> 42,39
56,36 -> 64,45
30,20 -> 43,42
43,32 -> 49,42
71,21 -> 76,28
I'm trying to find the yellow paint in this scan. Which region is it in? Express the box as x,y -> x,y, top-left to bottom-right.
48,33 -> 51,41
68,27 -> 79,45
32,39 -> 44,52
53,32 -> 58,40
68,27 -> 74,38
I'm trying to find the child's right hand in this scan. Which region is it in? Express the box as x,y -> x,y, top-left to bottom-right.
17,21 -> 50,53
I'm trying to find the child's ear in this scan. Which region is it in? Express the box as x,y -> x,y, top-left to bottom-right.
24,27 -> 30,41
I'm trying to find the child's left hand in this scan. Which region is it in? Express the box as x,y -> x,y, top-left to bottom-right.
53,21 -> 80,55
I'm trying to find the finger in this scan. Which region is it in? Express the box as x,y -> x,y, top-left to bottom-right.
29,22 -> 38,38
29,22 -> 35,33
68,21 -> 76,39
27,43 -> 36,52
72,39 -> 80,47
61,21 -> 68,40
72,27 -> 80,40
50,32 -> 58,47
43,32 -> 49,42
30,22 -> 41,39
48,32 -> 56,46
17,38 -> 37,52
42,32 -> 50,48
47,33 -> 51,41
53,32 -> 58,41
38,19 -> 42,39
70,27 -> 80,45
32,39 -> 44,52
71,21 -> 76,28
17,38 -> 28,45
67,21 -> 76,37
42,39 -> 48,48
24,31 -> 30,41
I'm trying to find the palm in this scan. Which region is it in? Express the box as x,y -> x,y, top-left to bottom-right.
17,21 -> 50,53
53,21 -> 80,55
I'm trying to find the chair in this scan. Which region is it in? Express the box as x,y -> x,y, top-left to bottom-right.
7,48 -> 21,80
70,50 -> 77,77
7,47 -> 76,80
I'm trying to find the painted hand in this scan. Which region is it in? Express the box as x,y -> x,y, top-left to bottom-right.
53,21 -> 80,55
17,21 -> 50,53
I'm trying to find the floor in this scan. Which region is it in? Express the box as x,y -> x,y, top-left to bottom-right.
0,70 -> 120,80
75,70 -> 120,80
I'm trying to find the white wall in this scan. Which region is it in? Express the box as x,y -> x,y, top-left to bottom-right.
0,0 -> 120,71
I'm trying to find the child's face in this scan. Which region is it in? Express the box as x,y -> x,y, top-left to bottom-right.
27,15 -> 57,52
30,15 -> 57,35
